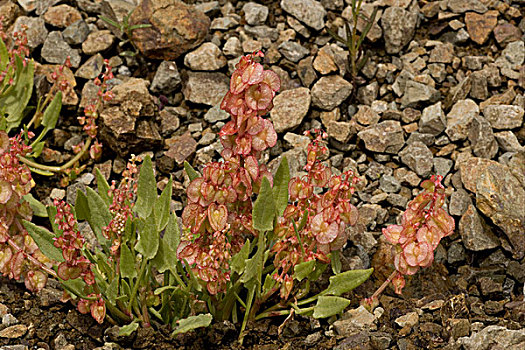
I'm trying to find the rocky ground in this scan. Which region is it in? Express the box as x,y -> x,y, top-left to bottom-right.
0,0 -> 524,349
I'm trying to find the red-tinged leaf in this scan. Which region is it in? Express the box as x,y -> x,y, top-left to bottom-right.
90,299 -> 106,324
391,273 -> 405,294
207,203 -> 228,232
0,180 -> 12,204
262,70 -> 280,92
0,247 -> 13,274
77,299 -> 90,314
25,270 -> 47,292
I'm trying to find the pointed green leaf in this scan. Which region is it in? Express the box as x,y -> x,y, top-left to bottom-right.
41,91 -> 61,130
95,168 -> 112,207
23,194 -> 48,217
151,239 -> 169,273
313,296 -> 350,318
154,177 -> 172,231
331,250 -> 342,275
252,177 -> 275,231
183,161 -> 200,181
2,57 -> 34,131
118,321 -> 139,336
23,220 -> 64,262
74,189 -> 89,221
46,205 -> 60,235
164,213 -> 180,254
120,244 -> 137,279
0,38 -> 8,72
172,314 -> 212,335
293,260 -> 316,282
134,212 -> 159,260
30,141 -> 45,158
323,268 -> 373,296
273,157 -> 290,216
135,156 -> 156,219
106,277 -> 119,305
85,187 -> 111,244
231,240 -> 251,275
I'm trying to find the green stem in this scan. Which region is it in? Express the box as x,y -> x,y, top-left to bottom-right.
128,257 -> 148,313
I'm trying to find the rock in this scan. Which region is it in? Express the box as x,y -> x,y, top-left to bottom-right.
62,20 -> 91,45
464,10 -> 498,45
429,43 -> 454,63
278,41 -> 309,63
12,16 -> 48,49
448,241 -> 466,264
379,175 -> 401,193
401,80 -> 440,108
223,37 -> 242,57
494,131 -> 523,152
82,30 -> 114,55
75,53 -> 104,80
381,6 -> 418,54
210,15 -> 239,30
297,57 -> 318,87
41,31 -> 81,68
457,325 -> 525,350
433,157 -> 453,177
327,121 -> 354,143
36,64 -> 79,106
0,1 -> 21,29
493,23 -> 522,45
468,116 -> 498,158
447,0 -> 487,14
0,324 -> 28,338
399,141 -> 433,177
357,82 -> 379,106
354,105 -> 380,126
314,45 -> 340,75
476,161 -> 525,259
130,0 -> 210,60
183,72 -> 229,106
150,61 -> 181,94
242,2 -> 268,25
270,87 -> 311,133
332,306 -> 376,337
311,75 -> 352,110
204,105 -> 228,123
459,205 -> 500,251
395,312 -> 419,328
165,132 -> 197,164
482,105 -> 524,130
342,3 -> 382,42
419,102 -> 446,135
280,0 -> 326,31
449,189 -> 472,216
43,4 -> 81,28
469,71 -> 488,100
283,133 -> 310,149
158,107 -> 181,135
445,99 -> 479,141
495,41 -> 524,70
358,120 -> 405,154
184,42 -> 227,71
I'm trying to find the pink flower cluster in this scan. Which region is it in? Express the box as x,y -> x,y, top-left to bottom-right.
382,175 -> 455,293
272,131 -> 359,298
0,19 -> 29,85
179,52 -> 280,295
0,131 -> 50,292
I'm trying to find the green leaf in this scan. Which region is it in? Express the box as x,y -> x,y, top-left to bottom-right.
95,168 -> 112,207
313,296 -> 350,318
331,250 -> 342,275
41,91 -> 61,131
154,177 -> 172,231
135,156 -> 156,219
30,141 -> 45,158
106,277 -> 119,305
46,205 -> 60,235
230,240 -> 251,275
172,314 -> 212,335
23,220 -> 64,262
0,38 -> 8,72
120,244 -> 137,279
183,161 -> 200,181
23,194 -> 48,217
164,213 -> 180,254
272,157 -> 290,216
151,239 -> 171,273
60,277 -> 88,299
252,177 -> 276,231
134,212 -> 159,260
293,260 -> 316,282
2,57 -> 34,131
118,321 -> 139,336
85,187 -> 112,245
309,261 -> 329,281
322,268 -> 373,297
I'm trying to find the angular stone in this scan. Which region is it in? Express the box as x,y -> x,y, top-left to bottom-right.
447,0 -> 487,14
399,141 -> 433,177
183,72 -> 229,106
495,41 -> 524,70
184,42 -> 227,71
327,120 -> 354,143
311,75 -> 352,110
449,189 -> 472,216
0,324 -> 28,338
457,326 -> 525,350
280,0 -> 326,31
433,157 -> 453,177
75,53 -> 103,80
270,87 -> 311,133
458,157 -> 496,193
429,43 -> 454,63
354,105 -> 380,126
358,121 -> 405,154
297,57 -> 318,87
493,23 -> 522,45
381,6 -> 418,54
223,37 -> 242,57
313,45 -> 339,75
242,2 -> 268,26
419,102 -> 446,135
278,41 -> 309,63
494,131 -> 523,152
41,31 -> 81,68
62,19 -> 90,45
165,132 -> 197,164
468,116 -> 498,159
12,16 -> 48,49
43,4 -> 81,28
482,105 -> 524,130
332,306 -> 376,337
459,205 -> 499,251
82,30 -> 115,55
150,61 -> 181,94
130,0 -> 210,60
464,10 -> 498,45
395,312 -> 419,328
445,99 -> 479,141
401,80 -> 440,108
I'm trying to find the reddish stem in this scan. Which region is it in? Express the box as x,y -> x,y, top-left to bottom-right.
371,270 -> 398,301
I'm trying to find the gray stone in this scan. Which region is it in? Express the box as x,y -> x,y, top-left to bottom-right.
159,107 -> 181,135
395,312 -> 419,328
270,87 -> 311,133
429,43 -> 454,64
243,25 -> 279,41
12,16 -> 48,49
407,132 -> 435,146
210,16 -> 239,30
457,326 -> 525,350
447,0 -> 488,14
297,57 -> 318,87
399,141 -> 433,177
327,120 -> 354,143
448,241 -> 466,264
204,105 -> 229,123
494,131 -> 523,152
419,102 -> 446,135
223,36 -> 242,57
41,31 -> 81,68
401,80 -> 440,108
459,205 -> 500,251
75,53 -> 103,80
278,41 -> 309,63
183,72 -> 229,106
433,157 -> 453,177
281,0 -> 326,31
354,105 -> 380,126
184,42 -> 227,71
495,41 -> 524,70
332,306 -> 377,337
311,75 -> 352,110
392,69 -> 414,97
379,175 -> 401,193
482,105 -> 524,130
62,19 -> 90,45
151,61 -> 181,94
381,6 -> 418,54
358,120 -> 405,154
446,99 -> 479,141
242,2 -> 268,25
469,116 -> 498,159
81,30 -> 114,55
